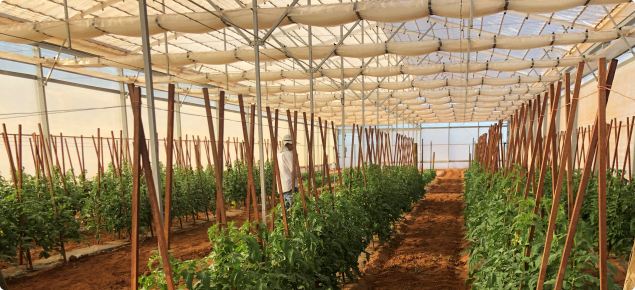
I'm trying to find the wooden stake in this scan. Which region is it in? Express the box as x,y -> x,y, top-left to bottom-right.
164,84 -> 175,249
128,84 -> 175,290
265,107 -> 289,236
536,66 -> 584,290
553,58 -> 617,290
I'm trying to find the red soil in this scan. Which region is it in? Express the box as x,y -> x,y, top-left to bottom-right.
6,209 -> 265,290
345,169 -> 469,290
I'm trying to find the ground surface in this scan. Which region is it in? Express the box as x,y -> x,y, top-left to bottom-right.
5,208 -> 263,290
346,169 -> 469,290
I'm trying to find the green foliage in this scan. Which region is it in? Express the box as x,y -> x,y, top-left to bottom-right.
0,168 -> 84,262
140,165 -> 436,289
223,159 -> 275,206
0,160 -> 219,263
463,164 -> 625,289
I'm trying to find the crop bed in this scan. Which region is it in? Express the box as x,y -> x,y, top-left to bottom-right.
463,165 -> 632,289
345,169 -> 469,290
6,208 -> 257,290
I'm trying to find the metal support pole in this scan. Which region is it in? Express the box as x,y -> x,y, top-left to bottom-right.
464,0 -> 473,122
117,68 -> 129,142
376,26 -> 380,139
32,46 -> 52,167
361,21 -> 365,163
62,0 -> 72,49
430,141 -> 432,169
308,0 -> 315,180
252,0 -> 267,224
138,0 -> 163,218
448,123 -> 451,168
420,126 -> 423,170
340,16 -> 346,169
175,96 -> 183,139
602,6 -> 635,58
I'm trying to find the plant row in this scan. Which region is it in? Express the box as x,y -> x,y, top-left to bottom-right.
463,164 -> 634,289
0,159 -> 275,264
140,165 -> 436,289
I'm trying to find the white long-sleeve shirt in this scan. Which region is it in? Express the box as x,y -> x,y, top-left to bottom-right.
277,146 -> 298,193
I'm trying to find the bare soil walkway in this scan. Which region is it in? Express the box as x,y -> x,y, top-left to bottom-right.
347,169 -> 469,290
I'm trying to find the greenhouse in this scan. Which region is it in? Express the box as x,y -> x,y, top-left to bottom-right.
1,0 -> 635,289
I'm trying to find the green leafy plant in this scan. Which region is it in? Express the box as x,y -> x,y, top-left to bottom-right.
141,165 -> 436,289
463,163 -> 624,289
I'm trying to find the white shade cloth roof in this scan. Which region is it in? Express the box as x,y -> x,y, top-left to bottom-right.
0,0 -> 630,124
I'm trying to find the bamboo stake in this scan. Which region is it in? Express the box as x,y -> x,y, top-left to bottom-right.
563,73 -> 574,220
237,96 -> 261,224
522,82 -> 561,267
128,84 -> 175,290
285,109 -> 308,219
164,83 -> 175,249
217,92 -> 227,225
620,117 -> 634,183
266,107 -> 289,236
522,94 -> 548,200
202,90 -> 227,227
330,121 -> 343,189
553,58 -> 617,290
302,112 -> 317,200
611,120 -> 622,171
318,118 -> 333,195
597,58 -> 610,290
350,124 -> 355,191
38,124 -> 66,262
536,66 -> 584,290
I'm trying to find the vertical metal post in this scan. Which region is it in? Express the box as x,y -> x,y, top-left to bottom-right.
117,69 -> 129,142
448,122 -> 451,168
252,0 -> 267,224
308,0 -> 315,177
340,20 -> 346,169
62,0 -> 72,49
361,21 -> 365,162
219,28 -> 227,153
376,26 -> 380,136
430,140 -> 432,169
138,0 -> 163,217
420,126 -> 423,170
162,0 -> 170,73
464,0 -> 473,121
33,46 -> 52,167
175,96 -> 182,139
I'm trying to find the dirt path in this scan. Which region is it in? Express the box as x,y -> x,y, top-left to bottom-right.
347,169 -> 469,290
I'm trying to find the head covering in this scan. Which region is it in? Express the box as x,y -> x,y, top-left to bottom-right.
283,134 -> 293,145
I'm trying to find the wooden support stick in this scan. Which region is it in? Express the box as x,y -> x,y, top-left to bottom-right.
536,66 -> 584,290
611,120 -> 622,171
620,117 -> 634,183
237,96 -> 261,224
597,58 -> 610,290
164,84 -> 175,249
202,89 -> 227,227
522,82 -> 561,266
266,107 -> 289,236
128,84 -> 175,290
331,121 -> 343,189
553,58 -> 617,290
286,109 -> 309,219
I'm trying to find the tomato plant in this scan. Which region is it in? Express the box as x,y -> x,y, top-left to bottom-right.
141,165 -> 436,289
464,164 -> 625,289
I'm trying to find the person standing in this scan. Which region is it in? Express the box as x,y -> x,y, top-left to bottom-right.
278,134 -> 298,209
